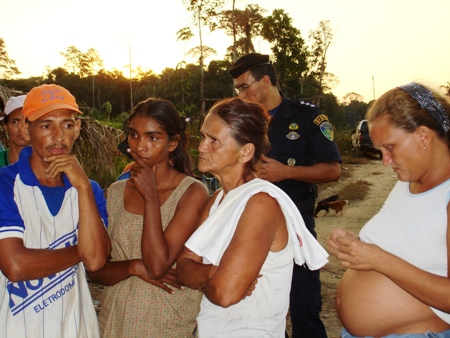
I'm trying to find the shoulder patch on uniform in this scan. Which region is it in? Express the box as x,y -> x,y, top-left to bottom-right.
313,114 -> 329,126
319,121 -> 334,141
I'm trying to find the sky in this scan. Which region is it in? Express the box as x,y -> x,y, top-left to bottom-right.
1,0 -> 450,102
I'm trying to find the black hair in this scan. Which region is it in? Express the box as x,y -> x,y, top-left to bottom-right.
130,98 -> 192,175
250,64 -> 278,87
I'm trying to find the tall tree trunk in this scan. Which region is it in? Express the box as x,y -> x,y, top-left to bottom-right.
232,0 -> 236,96
92,75 -> 95,110
199,4 -> 205,116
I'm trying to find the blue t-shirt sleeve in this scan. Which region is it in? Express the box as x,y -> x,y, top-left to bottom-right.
0,166 -> 25,238
116,171 -> 131,181
90,180 -> 108,228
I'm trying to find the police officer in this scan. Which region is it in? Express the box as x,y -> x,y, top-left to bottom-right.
229,53 -> 342,338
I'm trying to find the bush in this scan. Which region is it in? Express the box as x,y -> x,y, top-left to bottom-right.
337,179 -> 371,200
333,128 -> 355,156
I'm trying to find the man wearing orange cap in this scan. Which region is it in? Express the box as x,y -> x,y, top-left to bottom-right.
0,95 -> 30,167
0,84 -> 111,337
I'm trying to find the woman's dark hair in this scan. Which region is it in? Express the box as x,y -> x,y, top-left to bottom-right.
129,98 -> 192,175
207,97 -> 269,177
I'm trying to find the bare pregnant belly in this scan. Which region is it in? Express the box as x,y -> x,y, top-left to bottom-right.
336,269 -> 450,337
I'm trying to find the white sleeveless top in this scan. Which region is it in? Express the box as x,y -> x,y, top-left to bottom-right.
185,178 -> 328,337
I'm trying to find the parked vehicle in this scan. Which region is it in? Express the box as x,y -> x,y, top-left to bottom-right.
351,120 -> 382,158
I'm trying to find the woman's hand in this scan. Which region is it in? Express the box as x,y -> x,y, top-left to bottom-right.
243,274 -> 262,299
328,228 -> 384,271
327,228 -> 357,256
127,148 -> 158,200
133,260 -> 182,293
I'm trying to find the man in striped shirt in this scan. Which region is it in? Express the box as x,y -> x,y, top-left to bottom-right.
0,84 -> 111,338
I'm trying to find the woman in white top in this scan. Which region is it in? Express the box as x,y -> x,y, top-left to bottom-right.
328,82 -> 450,338
177,97 -> 328,337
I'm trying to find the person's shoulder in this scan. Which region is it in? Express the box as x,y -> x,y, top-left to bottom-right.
88,179 -> 106,196
282,96 -> 327,123
284,96 -> 321,113
183,176 -> 210,197
0,162 -> 19,182
89,179 -> 103,189
106,179 -> 126,193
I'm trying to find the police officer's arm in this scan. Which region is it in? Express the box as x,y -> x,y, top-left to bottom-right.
44,153 -> 111,272
258,154 -> 341,184
0,239 -> 81,282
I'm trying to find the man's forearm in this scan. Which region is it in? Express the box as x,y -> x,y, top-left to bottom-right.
2,244 -> 80,282
77,186 -> 111,271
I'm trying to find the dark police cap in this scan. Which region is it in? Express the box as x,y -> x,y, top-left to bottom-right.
229,53 -> 271,78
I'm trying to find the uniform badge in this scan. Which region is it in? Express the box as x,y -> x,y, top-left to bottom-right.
286,131 -> 300,140
313,114 -> 328,126
313,114 -> 334,141
320,121 -> 334,141
289,122 -> 298,130
287,158 -> 296,166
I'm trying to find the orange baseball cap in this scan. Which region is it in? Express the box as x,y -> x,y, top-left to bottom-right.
22,84 -> 82,121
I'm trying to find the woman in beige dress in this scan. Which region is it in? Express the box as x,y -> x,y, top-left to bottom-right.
88,98 -> 209,337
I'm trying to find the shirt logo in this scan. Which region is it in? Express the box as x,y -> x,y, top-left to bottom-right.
286,131 -> 300,140
287,158 -> 296,166
289,122 -> 298,130
320,121 -> 334,141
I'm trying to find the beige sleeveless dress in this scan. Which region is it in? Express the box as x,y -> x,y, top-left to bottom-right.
98,177 -> 202,337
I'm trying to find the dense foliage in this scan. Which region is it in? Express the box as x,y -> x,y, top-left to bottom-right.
1,6 -> 448,188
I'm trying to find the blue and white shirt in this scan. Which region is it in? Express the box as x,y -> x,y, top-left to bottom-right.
0,146 -> 108,338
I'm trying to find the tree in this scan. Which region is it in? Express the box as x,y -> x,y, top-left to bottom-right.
101,101 -> 112,121
61,46 -> 84,75
441,82 -> 450,97
342,92 -> 368,127
261,9 -> 308,98
176,27 -> 195,45
342,92 -> 364,105
182,0 -> 225,116
60,47 -> 104,110
219,4 -> 266,58
320,93 -> 345,128
308,20 -> 338,98
176,27 -> 195,112
84,48 -> 103,110
204,59 -> 233,101
0,38 -> 20,80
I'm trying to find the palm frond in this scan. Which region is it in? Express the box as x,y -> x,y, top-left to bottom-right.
74,117 -> 123,188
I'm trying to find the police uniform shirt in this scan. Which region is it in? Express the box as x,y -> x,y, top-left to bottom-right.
267,94 -> 342,204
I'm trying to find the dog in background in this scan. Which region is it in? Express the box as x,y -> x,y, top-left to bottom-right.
314,194 -> 339,217
322,200 -> 349,216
